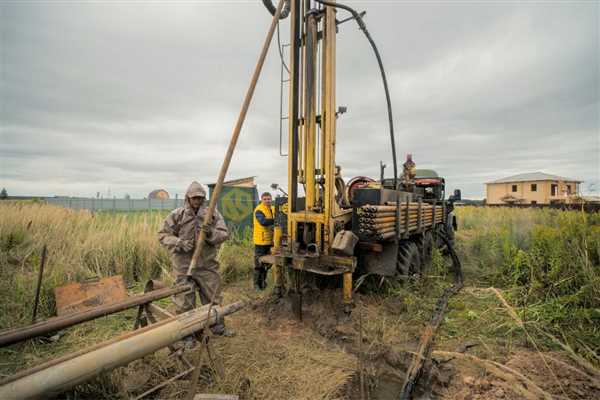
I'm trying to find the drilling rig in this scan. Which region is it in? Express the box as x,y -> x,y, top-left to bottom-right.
260,0 -> 461,313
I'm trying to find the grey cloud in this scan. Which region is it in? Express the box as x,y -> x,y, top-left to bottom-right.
1,1 -> 598,199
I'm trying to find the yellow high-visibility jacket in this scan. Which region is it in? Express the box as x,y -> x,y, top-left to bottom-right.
253,202 -> 274,245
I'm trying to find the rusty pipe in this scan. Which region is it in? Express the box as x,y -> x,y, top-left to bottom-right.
0,285 -> 191,348
0,301 -> 244,400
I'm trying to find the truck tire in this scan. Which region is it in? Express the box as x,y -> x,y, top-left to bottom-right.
397,241 -> 422,276
417,231 -> 434,267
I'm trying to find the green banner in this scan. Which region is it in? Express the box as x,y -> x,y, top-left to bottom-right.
210,186 -> 258,236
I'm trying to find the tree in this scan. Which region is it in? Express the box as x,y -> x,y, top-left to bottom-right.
0,188 -> 7,200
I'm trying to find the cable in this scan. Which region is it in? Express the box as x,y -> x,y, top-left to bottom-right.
314,0 -> 398,190
262,0 -> 291,19
400,230 -> 463,399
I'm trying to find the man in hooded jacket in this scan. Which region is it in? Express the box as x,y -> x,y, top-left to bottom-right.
158,181 -> 232,336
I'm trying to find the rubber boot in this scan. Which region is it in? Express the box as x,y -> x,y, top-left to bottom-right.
259,267 -> 268,290
253,269 -> 262,291
211,317 -> 236,337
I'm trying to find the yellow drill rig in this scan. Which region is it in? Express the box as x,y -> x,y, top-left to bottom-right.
260,0 -> 460,314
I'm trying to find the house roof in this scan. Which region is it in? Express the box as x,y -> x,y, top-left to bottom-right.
486,172 -> 582,184
148,189 -> 170,199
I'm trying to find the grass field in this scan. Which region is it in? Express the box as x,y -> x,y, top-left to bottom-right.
0,202 -> 598,399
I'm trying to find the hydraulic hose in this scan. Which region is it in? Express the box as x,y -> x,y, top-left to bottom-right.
399,231 -> 463,399
262,0 -> 291,19
314,0 -> 398,189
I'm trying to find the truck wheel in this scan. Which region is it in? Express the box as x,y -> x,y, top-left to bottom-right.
418,231 -> 434,267
397,241 -> 422,276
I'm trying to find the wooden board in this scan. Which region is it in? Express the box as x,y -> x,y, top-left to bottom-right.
54,275 -> 128,316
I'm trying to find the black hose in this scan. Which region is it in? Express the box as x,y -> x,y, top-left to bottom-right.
262,0 -> 291,19
314,0 -> 398,190
399,230 -> 463,399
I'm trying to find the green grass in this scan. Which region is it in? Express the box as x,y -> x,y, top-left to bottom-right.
454,206 -> 600,363
1,202 -> 598,396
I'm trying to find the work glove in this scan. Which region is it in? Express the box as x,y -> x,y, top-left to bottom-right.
176,238 -> 195,253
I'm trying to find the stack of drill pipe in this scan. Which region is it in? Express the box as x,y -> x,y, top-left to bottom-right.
357,204 -> 443,240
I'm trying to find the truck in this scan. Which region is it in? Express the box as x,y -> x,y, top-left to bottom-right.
260,0 -> 461,312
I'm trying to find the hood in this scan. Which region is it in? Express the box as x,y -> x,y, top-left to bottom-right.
185,181 -> 207,206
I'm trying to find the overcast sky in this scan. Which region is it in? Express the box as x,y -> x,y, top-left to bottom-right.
1,0 -> 598,199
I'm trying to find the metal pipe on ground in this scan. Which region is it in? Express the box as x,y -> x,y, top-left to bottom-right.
0,285 -> 192,348
0,301 -> 244,400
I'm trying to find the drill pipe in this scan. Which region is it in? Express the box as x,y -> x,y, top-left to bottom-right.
359,219 -> 422,229
358,207 -> 436,214
365,218 -> 443,237
360,205 -> 434,213
375,219 -> 431,229
0,284 -> 192,348
355,206 -> 434,215
380,231 -> 397,240
360,216 -> 421,224
359,218 -> 437,228
359,218 -> 433,225
0,301 -> 244,400
357,210 -> 436,218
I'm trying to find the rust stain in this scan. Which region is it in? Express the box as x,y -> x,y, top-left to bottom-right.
54,275 -> 128,316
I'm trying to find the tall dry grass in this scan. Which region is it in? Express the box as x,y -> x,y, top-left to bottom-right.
0,202 -> 252,330
455,206 -> 600,358
2,202 -> 598,384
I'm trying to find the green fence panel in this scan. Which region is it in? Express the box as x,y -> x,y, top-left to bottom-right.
209,186 -> 258,236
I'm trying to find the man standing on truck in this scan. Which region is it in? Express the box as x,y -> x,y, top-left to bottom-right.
158,181 -> 234,340
252,192 -> 274,291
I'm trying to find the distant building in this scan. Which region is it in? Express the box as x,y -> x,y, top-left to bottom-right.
148,189 -> 170,200
486,172 -> 582,205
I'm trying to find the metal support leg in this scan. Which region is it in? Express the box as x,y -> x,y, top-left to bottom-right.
273,264 -> 284,297
343,272 -> 353,313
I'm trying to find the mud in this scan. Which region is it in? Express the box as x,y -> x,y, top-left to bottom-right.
113,286 -> 599,400
250,288 -> 600,400
442,351 -> 600,400
251,289 -> 458,400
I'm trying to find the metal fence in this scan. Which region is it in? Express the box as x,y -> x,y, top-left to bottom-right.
44,197 -> 185,212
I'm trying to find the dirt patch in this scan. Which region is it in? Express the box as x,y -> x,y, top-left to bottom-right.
441,350 -> 600,400
110,285 -> 599,400
506,352 -> 600,400
249,289 -> 460,399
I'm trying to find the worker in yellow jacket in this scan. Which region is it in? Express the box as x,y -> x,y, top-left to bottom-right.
253,192 -> 274,291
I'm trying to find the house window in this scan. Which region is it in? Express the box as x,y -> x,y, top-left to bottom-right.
531,183 -> 537,192
512,185 -> 517,192
531,201 -> 537,205
551,184 -> 558,196
567,185 -> 572,195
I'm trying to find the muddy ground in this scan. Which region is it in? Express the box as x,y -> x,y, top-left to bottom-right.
113,279 -> 600,400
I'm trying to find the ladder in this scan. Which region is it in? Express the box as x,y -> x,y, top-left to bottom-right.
278,22 -> 290,157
